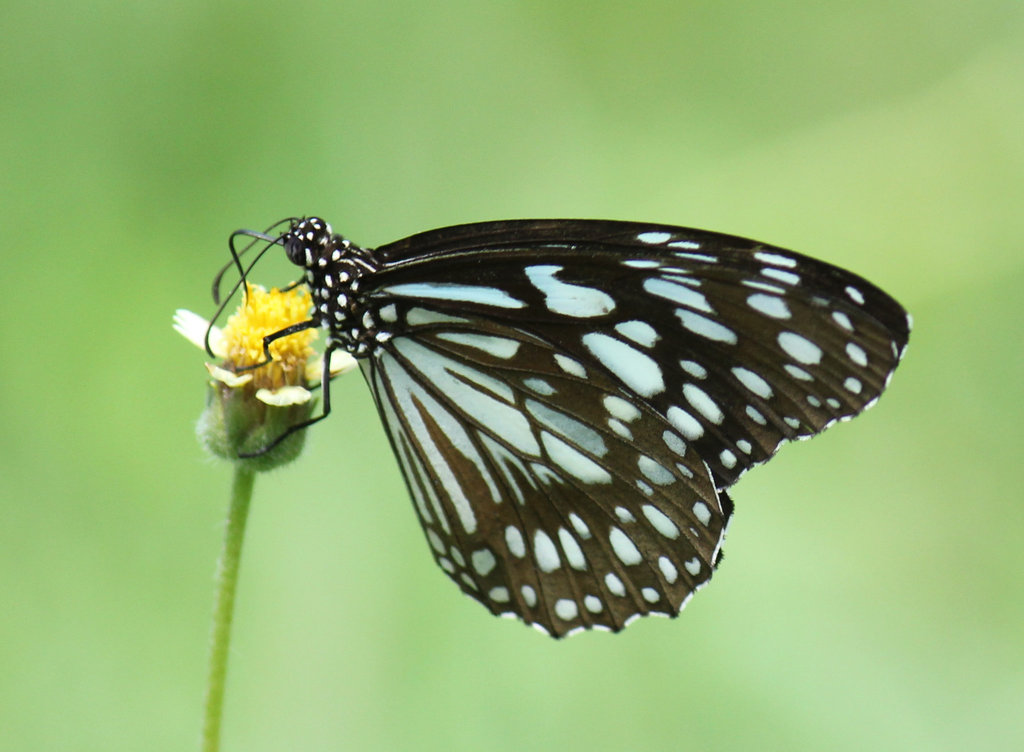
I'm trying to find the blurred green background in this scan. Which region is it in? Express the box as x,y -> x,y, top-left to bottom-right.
2,1 -> 1022,750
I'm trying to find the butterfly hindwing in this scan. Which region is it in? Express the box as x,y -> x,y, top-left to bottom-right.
361,314 -> 730,636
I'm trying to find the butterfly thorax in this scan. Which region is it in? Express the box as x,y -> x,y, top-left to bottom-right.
285,217 -> 384,357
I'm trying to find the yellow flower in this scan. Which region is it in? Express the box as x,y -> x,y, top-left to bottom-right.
174,283 -> 355,468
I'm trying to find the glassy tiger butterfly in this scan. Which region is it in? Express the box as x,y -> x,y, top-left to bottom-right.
217,217 -> 910,637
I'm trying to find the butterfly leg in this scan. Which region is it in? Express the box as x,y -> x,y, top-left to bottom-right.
236,341 -> 339,458
234,318 -> 320,373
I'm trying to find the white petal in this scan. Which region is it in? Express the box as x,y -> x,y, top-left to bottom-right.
256,386 -> 312,406
306,349 -> 358,383
174,309 -> 226,357
205,363 -> 252,388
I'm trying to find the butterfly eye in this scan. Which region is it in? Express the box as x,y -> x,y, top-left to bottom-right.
283,234 -> 306,266
251,217 -> 909,637
284,217 -> 334,267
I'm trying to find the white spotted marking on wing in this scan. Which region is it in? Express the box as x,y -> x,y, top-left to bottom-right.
427,528 -> 445,554
746,293 -> 791,320
615,320 -> 660,347
533,529 -> 561,572
832,311 -> 854,331
778,331 -> 823,365
732,366 -> 774,399
674,252 -> 718,263
555,599 -> 579,621
754,251 -> 797,267
523,377 -> 556,395
642,504 -> 680,539
603,395 -> 641,422
637,231 -> 672,244
526,399 -> 608,457
520,584 -> 537,607
676,309 -> 738,344
667,406 -> 704,440
638,455 -> 675,485
692,501 -> 712,526
845,285 -> 866,305
846,342 -> 868,367
553,353 -> 586,378
843,376 -> 863,394
623,259 -> 660,269
526,265 -> 616,318
489,586 -> 510,603
558,527 -> 587,570
382,282 -> 525,308
683,383 -> 723,424
584,594 -> 603,613
505,525 -> 526,557
644,277 -> 715,313
680,359 -> 707,379
605,572 -> 626,596
582,332 -> 666,397
608,418 -> 632,439
662,430 -> 687,456
745,404 -> 767,425
642,587 -> 660,603
609,527 -> 642,565
784,364 -> 813,381
762,268 -> 800,285
405,308 -> 470,327
569,513 -> 592,539
541,431 -> 612,484
742,279 -> 786,294
659,556 -> 679,583
684,557 -> 702,576
449,546 -> 465,567
720,449 -> 737,468
660,270 -> 702,287
472,549 -> 496,576
436,332 -> 521,359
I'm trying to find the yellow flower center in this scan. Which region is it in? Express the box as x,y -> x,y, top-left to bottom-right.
221,283 -> 318,390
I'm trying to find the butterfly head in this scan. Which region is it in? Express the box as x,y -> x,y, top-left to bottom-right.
278,217 -> 383,356
283,217 -> 335,268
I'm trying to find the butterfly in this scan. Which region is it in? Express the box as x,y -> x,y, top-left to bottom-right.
224,217 -> 910,637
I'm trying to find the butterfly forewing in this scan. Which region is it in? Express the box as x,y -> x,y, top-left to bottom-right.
371,221 -> 910,489
276,217 -> 909,636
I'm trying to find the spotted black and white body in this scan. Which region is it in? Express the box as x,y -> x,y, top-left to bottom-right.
270,216 -> 910,637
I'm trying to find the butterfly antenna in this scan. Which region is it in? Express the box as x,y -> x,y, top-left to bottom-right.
211,218 -> 293,304
204,219 -> 293,357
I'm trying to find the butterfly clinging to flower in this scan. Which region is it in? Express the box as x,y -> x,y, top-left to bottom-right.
218,217 -> 910,637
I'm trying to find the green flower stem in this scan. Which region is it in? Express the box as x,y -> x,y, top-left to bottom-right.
201,466 -> 256,752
